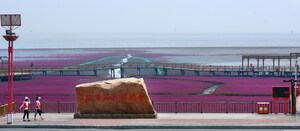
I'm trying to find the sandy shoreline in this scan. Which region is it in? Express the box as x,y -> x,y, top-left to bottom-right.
12,48 -> 187,67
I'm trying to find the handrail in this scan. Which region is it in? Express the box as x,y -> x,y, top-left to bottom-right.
0,102 -> 16,117
2,100 -> 289,114
10,62 -> 296,72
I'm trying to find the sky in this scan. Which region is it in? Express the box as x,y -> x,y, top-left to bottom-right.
1,0 -> 300,35
1,0 -> 300,48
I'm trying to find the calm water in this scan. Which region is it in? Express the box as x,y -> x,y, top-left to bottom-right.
147,47 -> 300,65
4,33 -> 300,48
0,47 -> 297,66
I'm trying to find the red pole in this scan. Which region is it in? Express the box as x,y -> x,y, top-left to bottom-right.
1,14 -> 21,124
7,40 -> 13,124
7,15 -> 14,124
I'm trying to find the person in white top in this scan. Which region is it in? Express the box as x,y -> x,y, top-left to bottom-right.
19,96 -> 31,122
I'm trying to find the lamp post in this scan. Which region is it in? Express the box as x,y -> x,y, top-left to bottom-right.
1,14 -> 21,124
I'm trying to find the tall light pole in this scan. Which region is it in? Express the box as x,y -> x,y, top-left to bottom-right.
1,14 -> 21,124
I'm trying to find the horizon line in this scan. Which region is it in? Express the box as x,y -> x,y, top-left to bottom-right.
2,46 -> 300,50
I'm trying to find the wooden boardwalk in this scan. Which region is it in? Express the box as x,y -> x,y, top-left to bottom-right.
7,62 -> 299,77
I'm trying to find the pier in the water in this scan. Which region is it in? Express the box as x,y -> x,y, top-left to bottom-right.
11,61 -> 300,78
9,53 -> 300,78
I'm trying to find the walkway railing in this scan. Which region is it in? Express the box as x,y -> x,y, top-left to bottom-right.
0,102 -> 16,117
154,101 -> 289,114
7,101 -> 289,114
2,62 -> 297,77
10,62 -> 298,72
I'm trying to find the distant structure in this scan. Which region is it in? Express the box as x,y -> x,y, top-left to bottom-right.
242,53 -> 300,71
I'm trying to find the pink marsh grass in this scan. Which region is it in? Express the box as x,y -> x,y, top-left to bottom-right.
0,76 -> 291,103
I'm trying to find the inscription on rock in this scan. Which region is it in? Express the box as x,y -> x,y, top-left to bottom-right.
75,78 -> 156,115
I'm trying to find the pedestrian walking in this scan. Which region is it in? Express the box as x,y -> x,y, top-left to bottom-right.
19,96 -> 31,122
34,96 -> 44,120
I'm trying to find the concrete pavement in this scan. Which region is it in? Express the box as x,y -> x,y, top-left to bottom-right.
1,113 -> 300,129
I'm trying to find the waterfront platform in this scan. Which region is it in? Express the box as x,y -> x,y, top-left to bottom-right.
12,62 -> 300,77
1,113 -> 300,129
0,72 -> 32,81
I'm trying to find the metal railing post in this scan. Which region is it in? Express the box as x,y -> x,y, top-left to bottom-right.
200,102 -> 203,113
12,102 -> 16,113
226,101 -> 228,114
252,101 -> 255,114
175,101 -> 178,114
42,100 -> 46,113
270,101 -> 272,114
58,101 -> 61,114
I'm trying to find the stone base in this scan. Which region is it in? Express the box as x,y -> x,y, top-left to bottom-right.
74,112 -> 157,119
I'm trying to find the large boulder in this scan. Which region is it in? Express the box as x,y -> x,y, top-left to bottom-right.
75,78 -> 156,117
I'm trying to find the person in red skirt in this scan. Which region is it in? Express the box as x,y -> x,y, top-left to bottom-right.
34,96 -> 44,120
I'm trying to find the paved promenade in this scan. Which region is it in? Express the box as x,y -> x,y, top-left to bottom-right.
1,113 -> 300,129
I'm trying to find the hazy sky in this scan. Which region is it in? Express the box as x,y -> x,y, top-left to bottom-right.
1,0 -> 300,35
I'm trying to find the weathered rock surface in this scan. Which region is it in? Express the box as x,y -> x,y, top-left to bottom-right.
75,78 -> 156,114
